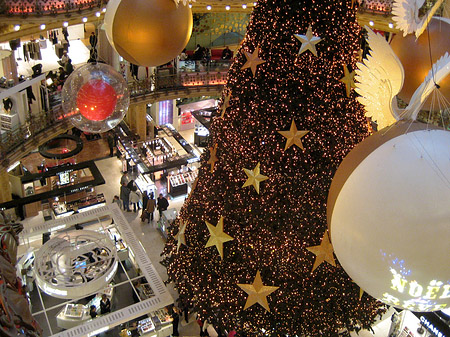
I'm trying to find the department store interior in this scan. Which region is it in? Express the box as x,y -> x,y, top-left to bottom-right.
0,0 -> 449,336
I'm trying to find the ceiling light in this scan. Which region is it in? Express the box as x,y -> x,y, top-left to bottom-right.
253,2 -> 257,5
82,17 -> 88,23
14,24 -> 20,31
102,7 -> 107,12
63,21 -> 69,27
225,5 -> 230,10
40,24 -> 46,30
242,4 -> 247,9
369,20 -> 374,26
95,11 -> 101,17
189,3 -> 192,8
206,5 -> 211,10
388,22 -> 394,29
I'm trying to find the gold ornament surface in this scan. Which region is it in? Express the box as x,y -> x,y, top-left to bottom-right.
340,64 -> 356,97
175,221 -> 187,253
278,121 -> 309,151
242,162 -> 269,194
205,216 -> 234,259
306,231 -> 336,272
294,25 -> 322,57
241,46 -> 266,77
237,271 -> 279,312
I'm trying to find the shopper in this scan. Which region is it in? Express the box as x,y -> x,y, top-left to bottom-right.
179,48 -> 188,61
100,294 -> 111,315
60,50 -> 69,67
171,306 -> 180,337
120,171 -> 129,186
143,192 -> 156,223
113,195 -> 121,209
107,132 -> 116,157
120,183 -> 131,212
65,59 -> 74,75
89,32 -> 97,48
157,193 -> 169,220
130,186 -> 141,213
142,191 -> 149,213
89,305 -> 97,319
222,46 -> 233,60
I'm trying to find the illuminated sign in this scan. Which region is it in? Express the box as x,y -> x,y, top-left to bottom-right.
420,316 -> 447,337
381,268 -> 450,311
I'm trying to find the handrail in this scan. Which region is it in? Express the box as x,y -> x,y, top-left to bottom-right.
0,71 -> 226,166
1,0 -> 105,17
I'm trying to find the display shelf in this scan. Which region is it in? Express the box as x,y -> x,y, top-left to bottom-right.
0,113 -> 19,131
64,304 -> 84,319
138,317 -> 155,335
169,171 -> 197,188
52,193 -> 106,217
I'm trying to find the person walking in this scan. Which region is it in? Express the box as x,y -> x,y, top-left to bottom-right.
143,192 -> 156,223
156,193 -> 169,220
120,183 -> 131,211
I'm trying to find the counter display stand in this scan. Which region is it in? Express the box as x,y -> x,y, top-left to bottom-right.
52,193 -> 106,218
135,174 -> 156,196
167,170 -> 198,197
158,208 -> 178,239
56,303 -> 90,329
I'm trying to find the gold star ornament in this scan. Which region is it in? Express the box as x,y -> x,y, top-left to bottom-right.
340,64 -> 356,97
243,162 -> 269,194
241,46 -> 266,77
175,221 -> 187,253
207,144 -> 218,173
306,231 -> 336,272
205,216 -> 234,259
278,121 -> 309,150
237,271 -> 279,312
220,94 -> 231,118
294,25 -> 322,57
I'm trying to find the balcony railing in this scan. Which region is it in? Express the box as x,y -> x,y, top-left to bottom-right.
1,0 -> 105,16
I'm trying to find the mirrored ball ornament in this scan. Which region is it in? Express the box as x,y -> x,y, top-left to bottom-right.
62,63 -> 129,133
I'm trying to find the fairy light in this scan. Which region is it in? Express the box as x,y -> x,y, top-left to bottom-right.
162,0 -> 387,335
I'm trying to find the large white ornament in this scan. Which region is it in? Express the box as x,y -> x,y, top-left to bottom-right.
328,122 -> 450,312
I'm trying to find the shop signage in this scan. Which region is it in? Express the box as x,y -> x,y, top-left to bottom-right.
420,316 -> 447,337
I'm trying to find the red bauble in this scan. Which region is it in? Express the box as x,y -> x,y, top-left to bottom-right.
76,79 -> 118,121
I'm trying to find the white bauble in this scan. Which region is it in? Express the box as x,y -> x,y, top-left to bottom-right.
328,122 -> 450,312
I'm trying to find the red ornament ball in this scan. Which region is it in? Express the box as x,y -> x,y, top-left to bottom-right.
76,79 -> 118,121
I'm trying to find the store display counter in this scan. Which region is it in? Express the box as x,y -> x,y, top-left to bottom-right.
121,310 -> 173,337
56,303 -> 91,330
168,170 -> 198,197
159,208 -> 178,239
52,193 -> 106,218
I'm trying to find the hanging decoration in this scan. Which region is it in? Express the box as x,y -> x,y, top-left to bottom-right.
205,216 -> 234,259
62,63 -> 129,133
277,121 -> 309,151
328,121 -> 450,312
241,46 -> 266,77
242,162 -> 269,194
104,0 -> 193,67
237,271 -> 279,312
294,25 -> 322,57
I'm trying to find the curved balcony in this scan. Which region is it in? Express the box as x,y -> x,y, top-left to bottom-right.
0,71 -> 225,168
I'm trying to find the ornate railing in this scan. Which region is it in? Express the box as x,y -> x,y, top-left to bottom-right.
0,0 -> 105,16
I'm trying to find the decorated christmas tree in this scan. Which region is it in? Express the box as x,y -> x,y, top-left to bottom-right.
162,0 -> 387,335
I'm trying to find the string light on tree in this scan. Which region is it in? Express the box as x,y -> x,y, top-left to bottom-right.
162,0 -> 387,335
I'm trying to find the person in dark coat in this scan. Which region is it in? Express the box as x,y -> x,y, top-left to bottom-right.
89,305 -> 97,319
156,193 -> 169,219
120,183 -> 131,211
221,46 -> 233,60
89,32 -> 97,48
107,132 -> 116,157
171,306 -> 180,337
143,192 -> 156,223
100,294 -> 111,314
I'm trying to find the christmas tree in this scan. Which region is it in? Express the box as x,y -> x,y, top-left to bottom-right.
162,0 -> 387,335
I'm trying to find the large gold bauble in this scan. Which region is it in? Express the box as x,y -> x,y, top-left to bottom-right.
105,0 -> 193,67
390,17 -> 450,111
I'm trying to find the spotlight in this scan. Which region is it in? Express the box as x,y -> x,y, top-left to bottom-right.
40,24 -> 46,30
95,12 -> 101,17
388,22 -> 394,29
369,20 -> 374,26
242,4 -> 247,9
102,7 -> 107,12
63,21 -> 69,27
189,3 -> 192,8
82,17 -> 88,23
225,5 -> 230,10
14,24 -> 20,31
206,5 -> 211,10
